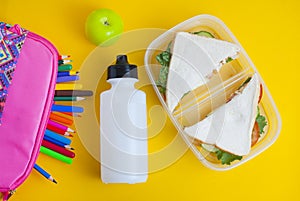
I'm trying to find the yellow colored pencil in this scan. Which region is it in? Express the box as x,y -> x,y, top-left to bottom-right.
55,83 -> 83,90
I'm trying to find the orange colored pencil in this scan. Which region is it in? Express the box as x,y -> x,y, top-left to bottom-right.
50,113 -> 73,126
52,112 -> 72,119
61,112 -> 82,117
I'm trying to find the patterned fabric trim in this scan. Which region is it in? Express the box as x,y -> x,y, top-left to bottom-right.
0,22 -> 28,123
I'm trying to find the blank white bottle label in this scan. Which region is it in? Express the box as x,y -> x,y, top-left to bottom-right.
100,80 -> 148,184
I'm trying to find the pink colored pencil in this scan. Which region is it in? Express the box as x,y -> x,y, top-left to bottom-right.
48,119 -> 75,133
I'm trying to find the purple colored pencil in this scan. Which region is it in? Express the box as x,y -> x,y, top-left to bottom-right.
56,75 -> 79,83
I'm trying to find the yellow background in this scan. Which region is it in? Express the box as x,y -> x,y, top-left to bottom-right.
1,0 -> 300,200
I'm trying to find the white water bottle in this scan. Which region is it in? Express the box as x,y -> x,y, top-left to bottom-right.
100,55 -> 148,184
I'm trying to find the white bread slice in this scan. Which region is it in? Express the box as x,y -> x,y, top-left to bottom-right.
184,73 -> 260,156
166,32 -> 240,112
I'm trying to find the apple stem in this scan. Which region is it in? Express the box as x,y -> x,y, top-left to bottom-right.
104,21 -> 110,26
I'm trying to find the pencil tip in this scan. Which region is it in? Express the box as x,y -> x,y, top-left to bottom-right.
70,147 -> 75,150
53,179 -> 58,184
77,97 -> 85,101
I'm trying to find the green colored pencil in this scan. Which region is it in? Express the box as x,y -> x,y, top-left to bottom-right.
40,146 -> 73,164
58,64 -> 72,71
54,96 -> 85,101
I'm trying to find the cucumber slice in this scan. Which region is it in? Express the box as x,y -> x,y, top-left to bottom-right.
193,31 -> 214,38
201,143 -> 218,152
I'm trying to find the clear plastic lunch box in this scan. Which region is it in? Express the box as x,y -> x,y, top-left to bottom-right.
144,14 -> 282,170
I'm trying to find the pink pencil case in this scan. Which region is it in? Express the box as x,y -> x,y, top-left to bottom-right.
0,23 -> 58,200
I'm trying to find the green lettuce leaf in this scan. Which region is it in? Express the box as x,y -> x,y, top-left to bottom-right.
225,57 -> 233,63
215,148 -> 243,165
155,42 -> 172,94
156,42 -> 172,67
256,107 -> 267,135
155,66 -> 169,94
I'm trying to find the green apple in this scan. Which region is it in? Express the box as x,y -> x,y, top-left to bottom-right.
85,9 -> 124,46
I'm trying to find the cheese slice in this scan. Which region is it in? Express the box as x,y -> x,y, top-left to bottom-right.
184,74 -> 260,156
166,32 -> 240,112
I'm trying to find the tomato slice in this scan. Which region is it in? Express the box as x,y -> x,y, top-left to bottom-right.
258,84 -> 263,103
251,122 -> 260,147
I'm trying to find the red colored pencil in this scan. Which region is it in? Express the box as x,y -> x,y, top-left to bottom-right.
58,55 -> 70,60
42,140 -> 75,158
47,124 -> 73,137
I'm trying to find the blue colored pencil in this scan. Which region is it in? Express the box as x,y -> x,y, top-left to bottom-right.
45,129 -> 71,145
57,71 -> 78,77
44,135 -> 68,147
56,75 -> 80,83
51,104 -> 84,113
33,164 -> 57,184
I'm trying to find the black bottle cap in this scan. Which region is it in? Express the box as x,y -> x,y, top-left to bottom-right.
107,55 -> 138,80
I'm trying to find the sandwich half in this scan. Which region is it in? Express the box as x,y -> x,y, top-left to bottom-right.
165,32 -> 240,112
184,74 -> 265,160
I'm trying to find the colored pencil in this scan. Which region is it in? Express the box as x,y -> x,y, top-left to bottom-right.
54,96 -> 85,101
51,104 -> 84,113
56,75 -> 79,83
55,83 -> 82,90
54,90 -> 93,97
42,140 -> 75,158
33,164 -> 57,184
48,119 -> 75,133
47,124 -> 72,136
61,112 -> 82,117
57,71 -> 79,77
40,146 -> 73,164
43,136 -> 68,147
50,112 -> 73,125
58,55 -> 70,60
6,190 -> 16,200
58,59 -> 72,65
58,64 -> 72,71
45,129 -> 71,145
43,139 -> 74,150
